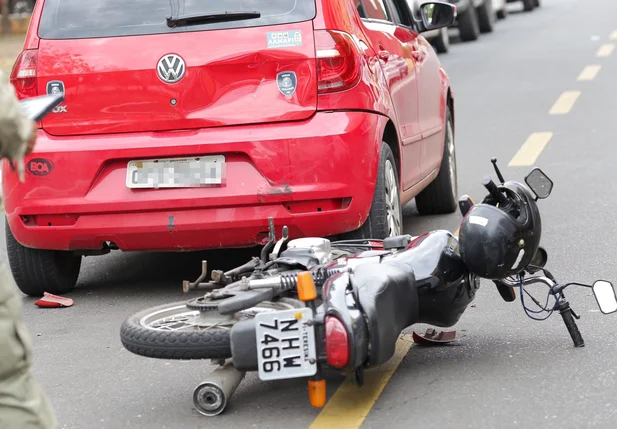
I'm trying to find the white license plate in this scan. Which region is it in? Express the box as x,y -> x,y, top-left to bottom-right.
255,308 -> 318,381
126,155 -> 225,189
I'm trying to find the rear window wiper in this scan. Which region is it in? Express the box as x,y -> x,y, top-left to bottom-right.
166,11 -> 261,27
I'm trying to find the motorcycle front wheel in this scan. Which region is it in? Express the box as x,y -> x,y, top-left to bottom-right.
120,300 -> 300,360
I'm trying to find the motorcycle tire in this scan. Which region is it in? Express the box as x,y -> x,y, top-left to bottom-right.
120,299 -> 302,360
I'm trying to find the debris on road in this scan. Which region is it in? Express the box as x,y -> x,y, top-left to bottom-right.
34,292 -> 74,308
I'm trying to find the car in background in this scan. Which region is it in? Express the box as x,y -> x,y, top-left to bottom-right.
413,0 -> 508,53
449,0 -> 501,42
5,0 -> 460,297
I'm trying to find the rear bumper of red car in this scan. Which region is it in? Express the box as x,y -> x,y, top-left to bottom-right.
3,111 -> 387,251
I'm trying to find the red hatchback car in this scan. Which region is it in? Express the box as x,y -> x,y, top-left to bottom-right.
5,0 -> 459,296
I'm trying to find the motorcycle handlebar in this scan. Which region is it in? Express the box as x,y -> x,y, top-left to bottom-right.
482,177 -> 511,208
497,275 -> 586,348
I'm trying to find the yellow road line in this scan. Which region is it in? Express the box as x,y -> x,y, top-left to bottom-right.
596,43 -> 615,57
508,132 -> 553,167
309,335 -> 414,429
549,91 -> 580,115
610,31 -> 617,41
577,65 -> 601,81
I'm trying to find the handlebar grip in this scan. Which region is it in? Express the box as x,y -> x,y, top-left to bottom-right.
560,304 -> 584,348
482,177 -> 510,207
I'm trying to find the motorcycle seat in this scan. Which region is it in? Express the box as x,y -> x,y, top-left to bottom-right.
351,261 -> 418,366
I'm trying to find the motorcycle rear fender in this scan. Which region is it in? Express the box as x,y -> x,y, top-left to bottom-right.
323,271 -> 369,370
230,319 -> 259,371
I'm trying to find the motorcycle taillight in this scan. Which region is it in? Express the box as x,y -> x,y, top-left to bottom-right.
325,316 -> 350,368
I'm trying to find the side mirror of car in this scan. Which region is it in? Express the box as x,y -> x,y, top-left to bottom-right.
409,1 -> 457,33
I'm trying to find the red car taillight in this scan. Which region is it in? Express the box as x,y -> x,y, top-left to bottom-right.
325,315 -> 350,368
10,49 -> 39,99
315,30 -> 362,94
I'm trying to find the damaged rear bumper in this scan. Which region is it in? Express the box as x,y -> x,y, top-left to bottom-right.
3,111 -> 388,251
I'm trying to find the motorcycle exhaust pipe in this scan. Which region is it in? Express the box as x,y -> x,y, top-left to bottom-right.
193,360 -> 245,417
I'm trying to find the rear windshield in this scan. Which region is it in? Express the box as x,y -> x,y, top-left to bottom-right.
38,0 -> 316,40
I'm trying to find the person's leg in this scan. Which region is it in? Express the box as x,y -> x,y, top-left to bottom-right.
0,260 -> 57,429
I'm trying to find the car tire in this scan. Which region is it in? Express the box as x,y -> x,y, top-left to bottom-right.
522,0 -> 535,12
477,0 -> 495,33
457,6 -> 480,42
415,107 -> 458,215
5,220 -> 81,297
534,0 -> 540,7
497,2 -> 508,19
433,28 -> 450,54
339,142 -> 402,240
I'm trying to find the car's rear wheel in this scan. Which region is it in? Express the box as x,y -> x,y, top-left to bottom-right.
415,107 -> 458,215
339,142 -> 402,240
477,0 -> 495,33
5,220 -> 81,297
433,28 -> 450,54
457,6 -> 480,42
522,0 -> 535,12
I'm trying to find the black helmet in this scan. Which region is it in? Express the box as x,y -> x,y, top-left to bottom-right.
458,181 -> 542,279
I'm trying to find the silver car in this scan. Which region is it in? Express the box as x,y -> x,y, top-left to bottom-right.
414,0 -> 508,51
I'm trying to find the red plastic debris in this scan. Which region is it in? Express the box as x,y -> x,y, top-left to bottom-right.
34,292 -> 74,308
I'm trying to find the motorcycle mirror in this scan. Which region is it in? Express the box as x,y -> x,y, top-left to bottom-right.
524,168 -> 553,200
592,280 -> 617,314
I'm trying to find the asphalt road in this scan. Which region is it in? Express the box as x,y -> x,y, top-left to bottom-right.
7,0 -> 617,427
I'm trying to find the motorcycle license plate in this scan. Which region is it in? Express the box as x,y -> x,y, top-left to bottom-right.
255,308 -> 318,381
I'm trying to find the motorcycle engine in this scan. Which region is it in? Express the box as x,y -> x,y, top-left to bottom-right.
279,237 -> 333,266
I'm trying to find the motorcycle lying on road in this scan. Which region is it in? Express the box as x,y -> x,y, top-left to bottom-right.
120,159 -> 617,417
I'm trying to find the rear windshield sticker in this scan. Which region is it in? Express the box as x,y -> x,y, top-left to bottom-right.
277,72 -> 297,97
267,30 -> 302,48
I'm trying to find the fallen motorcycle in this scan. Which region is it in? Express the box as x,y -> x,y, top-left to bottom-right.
120,159 -> 617,417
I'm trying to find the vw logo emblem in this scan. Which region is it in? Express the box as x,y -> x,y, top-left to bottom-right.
157,54 -> 186,84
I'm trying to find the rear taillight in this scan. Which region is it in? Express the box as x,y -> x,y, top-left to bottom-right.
325,315 -> 350,368
315,30 -> 362,94
10,49 -> 39,99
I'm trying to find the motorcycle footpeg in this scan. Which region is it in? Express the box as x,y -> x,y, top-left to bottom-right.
493,280 -> 517,302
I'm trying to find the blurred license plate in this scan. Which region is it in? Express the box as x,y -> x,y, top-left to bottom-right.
126,156 -> 225,189
255,308 -> 317,381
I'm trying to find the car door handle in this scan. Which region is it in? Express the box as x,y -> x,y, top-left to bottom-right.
378,50 -> 390,61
